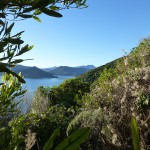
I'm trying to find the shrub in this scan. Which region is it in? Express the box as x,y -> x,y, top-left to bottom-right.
9,105 -> 72,149
31,78 -> 90,113
67,38 -> 150,149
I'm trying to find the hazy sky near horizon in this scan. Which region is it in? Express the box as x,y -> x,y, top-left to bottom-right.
13,0 -> 150,68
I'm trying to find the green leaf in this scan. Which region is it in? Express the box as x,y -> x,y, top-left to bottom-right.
0,13 -> 5,18
11,59 -> 33,64
131,117 -> 141,150
40,8 -> 62,18
54,127 -> 90,150
50,6 -> 60,11
43,129 -> 60,150
0,64 -> 26,83
0,22 -> 5,35
19,14 -> 33,18
12,31 -> 24,38
4,38 -> 24,44
0,56 -> 10,61
5,22 -> 15,35
0,42 -> 7,52
0,19 -> 4,25
33,16 -> 41,22
34,0 -> 54,8
23,7 -> 36,13
23,0 -> 54,13
16,44 -> 33,56
10,59 -> 24,64
34,9 -> 42,15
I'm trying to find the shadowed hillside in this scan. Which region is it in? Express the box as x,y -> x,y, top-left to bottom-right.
15,66 -> 57,78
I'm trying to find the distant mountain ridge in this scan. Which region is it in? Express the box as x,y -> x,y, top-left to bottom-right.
8,65 -> 95,78
49,66 -> 90,76
6,65 -> 95,78
42,66 -> 57,72
77,65 -> 95,70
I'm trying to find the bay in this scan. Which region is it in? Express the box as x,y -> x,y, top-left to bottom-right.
0,75 -> 74,113
0,75 -> 74,93
23,76 -> 74,93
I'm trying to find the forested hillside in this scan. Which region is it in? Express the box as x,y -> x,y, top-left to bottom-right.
77,57 -> 122,84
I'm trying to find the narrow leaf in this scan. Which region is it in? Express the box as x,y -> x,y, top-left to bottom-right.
0,64 -> 25,83
19,14 -> 33,18
33,16 -> 41,22
12,31 -> 24,38
23,0 -> 54,13
43,129 -> 60,150
0,24 -> 5,35
131,117 -> 141,150
16,44 -> 33,56
0,13 -> 5,18
34,0 -> 54,9
54,127 -> 90,150
4,38 -> 24,44
40,8 -> 62,18
11,59 -> 33,64
0,42 -> 7,52
0,19 -> 4,25
5,22 -> 15,35
10,59 -> 24,64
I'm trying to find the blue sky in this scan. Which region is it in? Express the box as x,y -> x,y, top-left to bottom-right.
14,0 -> 150,68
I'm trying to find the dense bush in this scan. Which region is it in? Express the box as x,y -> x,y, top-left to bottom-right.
67,38 -> 150,150
32,78 -> 90,114
8,105 -> 72,150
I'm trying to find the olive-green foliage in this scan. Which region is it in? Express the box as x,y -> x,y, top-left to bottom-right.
68,38 -> 150,150
0,73 -> 26,118
67,108 -> 104,135
77,57 -> 121,84
9,105 -> 72,150
128,38 -> 150,68
0,127 -> 12,150
49,78 -> 90,107
0,73 -> 26,149
31,86 -> 50,114
32,78 -> 90,112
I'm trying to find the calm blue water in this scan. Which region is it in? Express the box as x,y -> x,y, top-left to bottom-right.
0,75 -> 74,95
23,76 -> 74,93
0,76 -> 74,113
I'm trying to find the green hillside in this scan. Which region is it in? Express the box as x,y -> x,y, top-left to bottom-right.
77,57 -> 122,84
